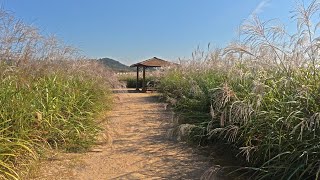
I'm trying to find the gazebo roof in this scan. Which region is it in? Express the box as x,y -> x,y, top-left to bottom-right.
130,57 -> 175,67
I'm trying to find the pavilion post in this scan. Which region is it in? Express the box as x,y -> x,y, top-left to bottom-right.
136,66 -> 139,91
142,66 -> 146,92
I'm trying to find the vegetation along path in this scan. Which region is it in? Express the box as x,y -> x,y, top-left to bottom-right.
32,89 -> 232,180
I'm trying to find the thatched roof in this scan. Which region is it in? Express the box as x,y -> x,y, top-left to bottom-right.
130,57 -> 176,67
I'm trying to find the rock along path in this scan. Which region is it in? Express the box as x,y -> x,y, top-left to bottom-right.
31,89 -> 231,180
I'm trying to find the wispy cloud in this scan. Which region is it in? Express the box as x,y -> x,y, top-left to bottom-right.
249,0 -> 271,19
236,0 -> 271,38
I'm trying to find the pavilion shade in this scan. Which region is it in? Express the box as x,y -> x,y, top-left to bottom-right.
131,57 -> 177,92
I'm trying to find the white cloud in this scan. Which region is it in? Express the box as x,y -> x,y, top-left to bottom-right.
250,0 -> 271,18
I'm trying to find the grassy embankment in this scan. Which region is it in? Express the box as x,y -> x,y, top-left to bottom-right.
0,9 -> 118,179
159,1 -> 320,179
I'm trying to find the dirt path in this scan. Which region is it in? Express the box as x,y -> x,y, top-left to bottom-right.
30,89 -> 229,180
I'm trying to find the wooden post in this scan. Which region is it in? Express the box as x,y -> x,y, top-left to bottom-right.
136,66 -> 139,91
142,66 -> 146,92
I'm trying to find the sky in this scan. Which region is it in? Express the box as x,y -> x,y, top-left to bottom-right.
1,0 -> 299,65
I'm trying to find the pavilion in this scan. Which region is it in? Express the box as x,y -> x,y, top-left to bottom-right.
130,57 -> 176,92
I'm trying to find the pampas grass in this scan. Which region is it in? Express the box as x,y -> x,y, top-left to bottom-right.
159,1 -> 320,179
0,8 -> 118,179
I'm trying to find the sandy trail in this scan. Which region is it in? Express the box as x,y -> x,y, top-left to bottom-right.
31,89 -> 228,180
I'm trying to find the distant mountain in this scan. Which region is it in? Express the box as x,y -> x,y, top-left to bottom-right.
98,58 -> 134,72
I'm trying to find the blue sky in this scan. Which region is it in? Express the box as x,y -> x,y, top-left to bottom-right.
1,0 -> 298,65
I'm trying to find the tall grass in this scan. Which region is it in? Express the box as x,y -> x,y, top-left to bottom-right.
0,9 -> 118,179
159,1 -> 320,179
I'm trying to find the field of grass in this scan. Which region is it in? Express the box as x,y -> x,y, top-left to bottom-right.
159,1 -> 320,179
0,9 -> 118,179
0,60 -> 117,179
3,0 -> 320,179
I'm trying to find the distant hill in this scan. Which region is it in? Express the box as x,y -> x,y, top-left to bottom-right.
98,58 -> 134,72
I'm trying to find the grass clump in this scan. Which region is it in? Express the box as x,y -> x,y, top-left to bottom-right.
0,60 -> 116,179
159,1 -> 320,179
0,8 -> 118,179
